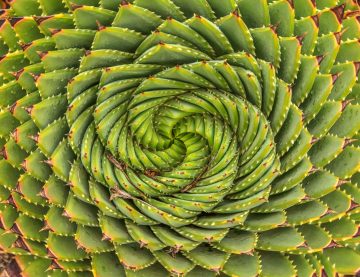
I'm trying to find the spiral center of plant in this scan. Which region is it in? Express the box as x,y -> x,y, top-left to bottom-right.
73,59 -> 280,230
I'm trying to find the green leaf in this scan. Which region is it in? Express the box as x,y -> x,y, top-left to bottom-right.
260,251 -> 296,277
92,252 -> 126,277
323,247 -> 360,275
115,243 -> 156,271
185,244 -> 230,272
237,0 -> 270,28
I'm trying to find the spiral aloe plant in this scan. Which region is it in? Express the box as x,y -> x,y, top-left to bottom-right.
0,0 -> 360,276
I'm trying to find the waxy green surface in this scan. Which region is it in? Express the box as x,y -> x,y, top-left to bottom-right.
0,0 -> 359,276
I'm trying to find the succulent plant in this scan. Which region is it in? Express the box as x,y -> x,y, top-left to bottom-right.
0,0 -> 359,276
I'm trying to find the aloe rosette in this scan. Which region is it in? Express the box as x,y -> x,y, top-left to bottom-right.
0,0 -> 360,276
